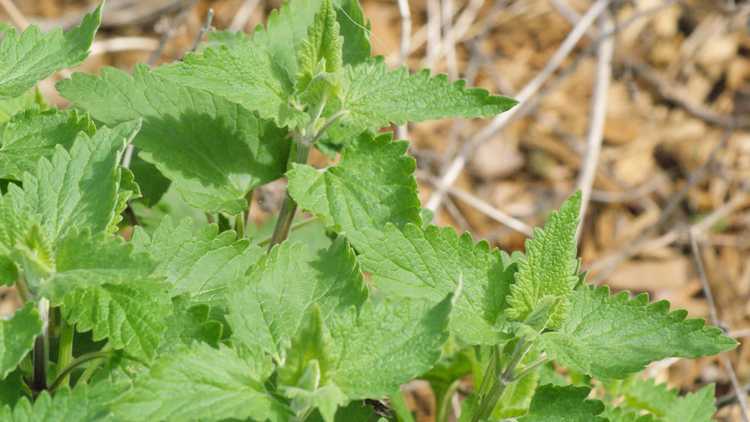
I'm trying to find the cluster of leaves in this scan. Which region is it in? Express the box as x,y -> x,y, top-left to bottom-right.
0,0 -> 736,421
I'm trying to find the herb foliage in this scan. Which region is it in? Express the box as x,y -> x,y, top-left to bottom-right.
0,1 -> 736,420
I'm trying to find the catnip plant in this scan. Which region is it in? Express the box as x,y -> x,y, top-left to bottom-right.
0,0 -> 737,420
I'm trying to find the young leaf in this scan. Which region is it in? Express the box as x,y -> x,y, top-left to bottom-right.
287,132 -> 422,246
227,238 -> 367,360
541,286 -> 737,379
0,4 -> 102,98
0,303 -> 42,379
58,66 -> 290,214
113,343 -> 290,421
297,0 -> 343,92
0,109 -> 95,180
518,385 -> 606,421
623,379 -> 716,422
0,382 -> 126,421
506,192 -> 582,328
0,121 -> 139,251
333,57 -> 517,135
131,216 -> 264,300
61,279 -> 171,360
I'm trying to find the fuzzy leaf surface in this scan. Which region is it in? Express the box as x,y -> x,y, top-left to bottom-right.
227,239 -> 366,360
61,279 -> 171,360
518,385 -> 606,421
0,303 -> 42,379
326,295 -> 452,399
623,380 -> 715,422
336,58 -> 516,134
131,216 -> 263,300
506,192 -> 581,328
0,121 -> 138,251
0,5 -> 101,97
541,286 -> 737,379
113,343 -> 289,421
0,382 -> 125,421
287,132 -> 421,246
297,0 -> 343,91
0,109 -> 95,180
290,132 -> 513,344
58,66 -> 290,213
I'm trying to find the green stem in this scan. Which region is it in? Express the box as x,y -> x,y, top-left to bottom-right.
267,141 -> 311,250
15,277 -> 32,303
473,339 -> 528,422
257,217 -> 318,247
55,320 -> 74,389
244,189 -> 254,239
437,379 -> 462,422
49,351 -> 111,392
234,213 -> 245,239
389,389 -> 415,422
31,299 -> 50,394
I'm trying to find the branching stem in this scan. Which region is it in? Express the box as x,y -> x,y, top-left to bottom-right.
49,351 -> 111,392
472,338 -> 530,422
55,319 -> 75,389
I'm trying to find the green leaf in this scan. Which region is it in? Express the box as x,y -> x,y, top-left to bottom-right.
494,369 -> 539,418
61,279 -> 171,360
0,88 -> 46,124
623,379 -> 716,422
159,296 -> 223,352
0,382 -> 125,421
39,229 -> 155,301
298,0 -> 343,79
58,65 -> 290,214
287,132 -> 422,247
0,4 -> 102,98
227,238 -> 366,360
131,216 -> 263,300
0,121 -> 139,252
507,192 -> 581,328
335,0 -> 371,65
335,57 -> 516,134
518,385 -> 606,422
0,303 -> 42,379
358,224 -> 515,345
113,343 -> 290,421
326,295 -> 452,400
128,154 -> 170,206
601,407 -> 660,422
0,109 -> 95,180
0,370 -> 25,407
289,116 -> 513,345
541,286 -> 737,379
0,255 -> 17,285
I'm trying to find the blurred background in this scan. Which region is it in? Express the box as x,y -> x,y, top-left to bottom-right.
2,0 -> 750,419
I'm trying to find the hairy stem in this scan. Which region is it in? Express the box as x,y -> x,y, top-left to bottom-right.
267,140 -> 311,250
473,339 -> 528,422
31,298 -> 50,393
437,379 -> 462,422
55,319 -> 75,389
49,351 -> 111,392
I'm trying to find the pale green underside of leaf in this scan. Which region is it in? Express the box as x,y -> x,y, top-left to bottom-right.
0,4 -> 101,98
0,109 -> 95,180
113,343 -> 290,421
506,192 -> 581,327
58,65 -> 290,214
326,295 -> 452,399
541,286 -> 737,379
0,121 -> 138,251
227,238 -> 367,360
0,303 -> 42,379
62,279 -> 171,360
335,57 -> 517,134
0,382 -> 125,422
131,216 -> 263,300
623,379 -> 715,422
297,0 -> 343,84
289,131 -> 513,345
494,370 -> 539,418
40,229 -> 155,302
518,385 -> 606,421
